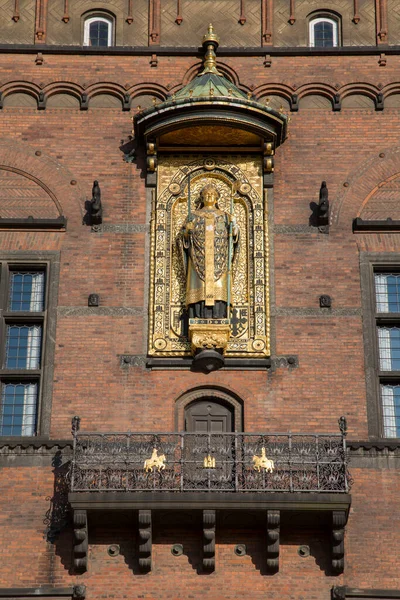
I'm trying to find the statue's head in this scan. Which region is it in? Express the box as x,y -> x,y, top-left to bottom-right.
200,184 -> 220,208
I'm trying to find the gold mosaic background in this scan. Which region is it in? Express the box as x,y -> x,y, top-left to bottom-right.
149,154 -> 269,358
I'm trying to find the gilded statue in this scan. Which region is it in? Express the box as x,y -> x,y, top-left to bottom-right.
179,184 -> 239,319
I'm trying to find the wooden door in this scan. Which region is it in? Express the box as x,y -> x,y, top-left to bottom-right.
185,400 -> 233,433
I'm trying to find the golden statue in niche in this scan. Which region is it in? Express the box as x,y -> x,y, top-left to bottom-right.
148,155 -> 269,364
179,184 -> 239,320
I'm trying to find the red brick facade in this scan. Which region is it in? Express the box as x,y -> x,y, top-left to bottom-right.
0,5 -> 399,599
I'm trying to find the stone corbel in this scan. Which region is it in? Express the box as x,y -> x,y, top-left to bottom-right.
73,509 -> 88,573
138,509 -> 152,572
266,509 -> 280,572
263,141 -> 275,187
203,509 -> 216,572
146,141 -> 157,186
332,510 -> 346,574
333,93 -> 341,111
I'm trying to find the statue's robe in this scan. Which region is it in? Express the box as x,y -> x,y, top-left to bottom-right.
182,208 -> 238,319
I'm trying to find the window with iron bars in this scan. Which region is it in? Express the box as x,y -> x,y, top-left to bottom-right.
0,262 -> 49,436
375,272 -> 400,437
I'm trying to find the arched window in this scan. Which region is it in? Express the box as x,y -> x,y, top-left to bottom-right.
83,15 -> 113,47
309,16 -> 339,48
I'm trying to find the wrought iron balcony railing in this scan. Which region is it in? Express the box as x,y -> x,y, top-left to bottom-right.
70,421 -> 350,494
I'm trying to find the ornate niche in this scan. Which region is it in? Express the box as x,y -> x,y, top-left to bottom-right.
133,25 -> 287,367
149,155 -> 268,359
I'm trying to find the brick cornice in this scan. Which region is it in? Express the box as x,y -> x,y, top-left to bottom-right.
0,44 -> 396,57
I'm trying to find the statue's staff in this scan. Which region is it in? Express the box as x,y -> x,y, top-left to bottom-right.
227,187 -> 234,320
187,172 -> 191,220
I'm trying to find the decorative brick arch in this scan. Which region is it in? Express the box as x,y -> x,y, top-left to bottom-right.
0,138 -> 84,224
331,145 -> 400,228
174,386 -> 244,432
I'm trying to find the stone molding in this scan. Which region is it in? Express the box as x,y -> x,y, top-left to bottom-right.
273,307 -> 362,317
58,306 -> 144,317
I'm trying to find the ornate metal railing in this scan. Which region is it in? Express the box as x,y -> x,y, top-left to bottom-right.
70,418 -> 350,494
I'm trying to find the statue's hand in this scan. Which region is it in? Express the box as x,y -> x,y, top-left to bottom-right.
230,216 -> 237,227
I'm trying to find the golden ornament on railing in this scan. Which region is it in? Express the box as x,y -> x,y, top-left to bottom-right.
144,448 -> 166,472
203,454 -> 216,468
252,447 -> 274,473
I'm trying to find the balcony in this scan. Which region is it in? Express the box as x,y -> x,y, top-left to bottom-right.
68,418 -> 351,575
70,430 -> 349,494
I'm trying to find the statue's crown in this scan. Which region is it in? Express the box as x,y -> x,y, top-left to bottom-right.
201,183 -> 219,197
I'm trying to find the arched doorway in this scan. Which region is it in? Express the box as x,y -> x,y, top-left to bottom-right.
175,387 -> 243,432
185,399 -> 233,432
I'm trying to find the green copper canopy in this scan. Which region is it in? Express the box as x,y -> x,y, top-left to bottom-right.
174,72 -> 247,101
134,24 -> 288,147
174,23 -> 247,101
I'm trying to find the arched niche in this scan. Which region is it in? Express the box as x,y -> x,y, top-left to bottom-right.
175,387 -> 243,432
358,172 -> 400,221
47,93 -> 80,109
90,94 -> 122,108
0,167 -> 62,218
299,94 -> 332,110
3,93 -> 37,108
341,94 -> 375,109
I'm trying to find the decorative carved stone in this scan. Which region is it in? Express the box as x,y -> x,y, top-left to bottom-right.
338,416 -> 348,436
290,94 -> 299,111
333,93 -> 341,111
146,141 -> 157,175
317,181 -> 329,228
122,93 -> 131,111
266,509 -> 280,573
263,54 -> 271,67
73,510 -> 88,573
90,180 -> 103,226
88,293 -> 99,307
71,415 -> 81,436
138,509 -> 152,572
331,510 -> 346,574
263,156 -> 274,174
72,584 -> 87,599
203,509 -> 216,572
319,295 -> 332,308
189,323 -> 230,356
80,93 -> 89,111
38,91 -> 46,110
375,92 -> 384,111
331,586 -> 346,600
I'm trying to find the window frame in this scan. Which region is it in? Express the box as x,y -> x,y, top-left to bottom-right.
309,15 -> 340,48
0,252 -> 59,439
83,15 -> 114,47
360,253 -> 400,439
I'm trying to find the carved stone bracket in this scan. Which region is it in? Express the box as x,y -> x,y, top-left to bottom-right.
146,140 -> 158,186
203,509 -> 216,572
73,509 -> 88,573
266,509 -> 280,572
332,587 -> 400,599
332,510 -> 346,574
73,585 -> 87,600
138,509 -> 152,572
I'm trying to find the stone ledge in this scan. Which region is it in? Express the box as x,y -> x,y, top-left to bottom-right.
57,306 -> 144,316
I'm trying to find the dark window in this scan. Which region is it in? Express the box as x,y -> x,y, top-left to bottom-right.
0,266 -> 47,436
314,20 -> 334,47
309,17 -> 339,48
375,273 -> 400,437
89,20 -> 110,47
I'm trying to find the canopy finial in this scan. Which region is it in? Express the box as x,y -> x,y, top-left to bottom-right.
199,23 -> 222,76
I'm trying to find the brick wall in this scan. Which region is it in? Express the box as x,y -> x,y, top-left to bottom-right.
0,49 -> 399,598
